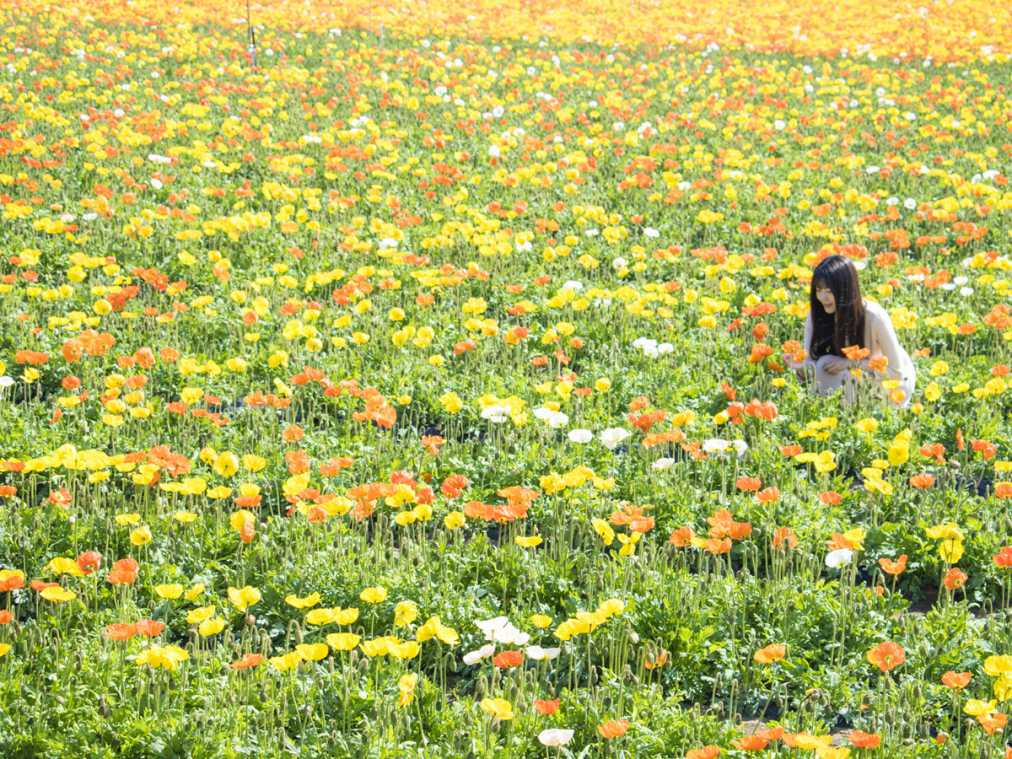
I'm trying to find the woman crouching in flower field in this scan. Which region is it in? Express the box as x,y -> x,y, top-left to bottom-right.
793,254 -> 916,407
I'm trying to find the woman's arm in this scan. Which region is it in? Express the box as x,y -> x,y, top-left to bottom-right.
868,303 -> 912,381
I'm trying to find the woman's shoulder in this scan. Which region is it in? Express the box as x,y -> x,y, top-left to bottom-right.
862,300 -> 889,320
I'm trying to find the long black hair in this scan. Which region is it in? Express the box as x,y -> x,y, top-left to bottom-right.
808,254 -> 866,359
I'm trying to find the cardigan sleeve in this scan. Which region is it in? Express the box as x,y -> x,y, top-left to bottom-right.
866,302 -> 914,382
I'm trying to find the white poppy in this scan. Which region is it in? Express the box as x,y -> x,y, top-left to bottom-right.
526,645 -> 561,661
476,617 -> 529,646
476,617 -> 509,636
546,411 -> 569,429
702,438 -> 731,455
652,458 -> 674,471
534,408 -> 569,429
462,644 -> 495,665
568,429 -> 593,444
825,548 -> 854,569
480,404 -> 511,424
599,428 -> 632,450
702,438 -> 748,457
538,729 -> 574,747
632,337 -> 659,357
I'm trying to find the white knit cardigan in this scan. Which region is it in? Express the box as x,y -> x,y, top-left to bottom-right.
802,300 -> 917,389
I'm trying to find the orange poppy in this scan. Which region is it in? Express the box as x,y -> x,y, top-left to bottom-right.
231,653 -> 264,670
421,435 -> 445,455
748,343 -> 773,364
319,457 -> 354,476
285,450 -> 311,474
841,345 -> 870,361
704,538 -> 732,555
735,476 -> 761,492
866,641 -> 905,672
753,644 -> 786,664
533,699 -> 560,716
878,555 -> 908,576
492,650 -> 524,669
732,734 -> 769,751
941,671 -> 971,689
978,711 -> 1007,735
0,573 -> 24,592
441,474 -> 470,499
669,527 -> 694,548
867,355 -> 888,372
282,424 -> 305,443
971,439 -> 997,460
644,650 -> 669,670
826,533 -> 855,550
14,350 -> 49,365
135,619 -> 165,637
848,730 -> 881,748
107,557 -> 140,586
103,623 -> 138,641
943,568 -> 968,590
597,719 -> 630,739
685,747 -> 721,759
772,527 -> 798,551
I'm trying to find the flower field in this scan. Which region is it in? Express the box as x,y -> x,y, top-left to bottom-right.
2,0 -> 1012,755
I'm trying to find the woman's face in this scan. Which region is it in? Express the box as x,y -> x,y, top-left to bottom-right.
814,280 -> 836,313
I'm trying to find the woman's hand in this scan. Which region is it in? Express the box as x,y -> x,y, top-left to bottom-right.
820,356 -> 850,375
